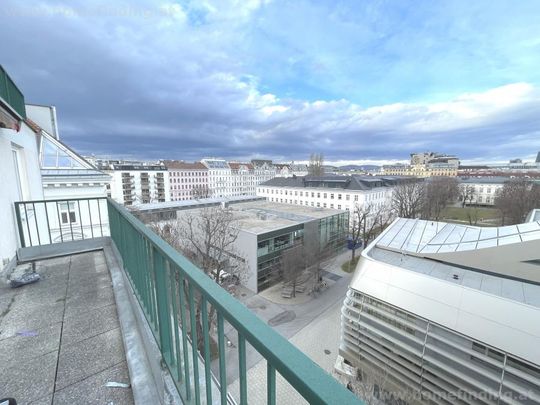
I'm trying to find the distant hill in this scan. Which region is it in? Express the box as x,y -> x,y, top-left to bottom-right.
338,164 -> 381,171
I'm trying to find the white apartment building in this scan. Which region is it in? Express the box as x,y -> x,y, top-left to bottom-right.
105,163 -> 170,205
201,158 -> 232,198
251,159 -> 277,183
340,215 -> 540,404
229,162 -> 256,195
165,160 -> 209,201
25,109 -> 110,201
0,66 -> 44,268
458,177 -> 507,206
257,175 -> 407,216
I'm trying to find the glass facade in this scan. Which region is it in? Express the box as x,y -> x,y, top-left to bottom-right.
256,212 -> 348,291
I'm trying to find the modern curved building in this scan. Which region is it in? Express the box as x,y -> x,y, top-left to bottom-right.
340,215 -> 540,404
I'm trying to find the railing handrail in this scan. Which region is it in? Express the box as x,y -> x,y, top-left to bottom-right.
107,197 -> 359,404
0,65 -> 26,119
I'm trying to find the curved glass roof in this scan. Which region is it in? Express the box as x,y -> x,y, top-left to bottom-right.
377,217 -> 540,254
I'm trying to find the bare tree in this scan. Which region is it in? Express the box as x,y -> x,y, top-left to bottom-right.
281,243 -> 306,297
496,179 -> 540,225
423,177 -> 459,220
149,207 -> 247,350
347,365 -> 391,405
191,184 -> 211,199
349,203 -> 394,260
459,184 -> 476,207
308,153 -> 325,176
391,180 -> 425,219
304,232 -> 334,289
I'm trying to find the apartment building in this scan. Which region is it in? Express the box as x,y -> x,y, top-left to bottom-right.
165,160 -> 209,201
229,162 -> 256,195
383,152 -> 459,177
257,175 -> 409,216
340,216 -> 540,404
458,177 -> 506,206
0,66 -> 44,267
201,158 -> 232,198
104,162 -> 170,205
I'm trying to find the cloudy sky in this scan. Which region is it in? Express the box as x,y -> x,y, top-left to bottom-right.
2,0 -> 540,165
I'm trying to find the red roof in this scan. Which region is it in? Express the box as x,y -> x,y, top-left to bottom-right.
164,160 -> 207,170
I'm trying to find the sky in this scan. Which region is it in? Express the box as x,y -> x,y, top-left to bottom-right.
2,0 -> 540,165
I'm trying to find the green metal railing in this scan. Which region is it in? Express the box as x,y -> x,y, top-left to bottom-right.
107,198 -> 360,404
0,65 -> 26,119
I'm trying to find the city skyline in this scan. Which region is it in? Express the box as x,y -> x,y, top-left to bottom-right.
2,0 -> 540,164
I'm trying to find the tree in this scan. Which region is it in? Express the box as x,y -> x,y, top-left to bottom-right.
459,184 -> 476,207
346,364 -> 392,405
191,184 -> 211,199
496,179 -> 540,225
349,203 -> 394,260
149,206 -> 247,350
308,153 -> 325,176
391,180 -> 425,218
304,230 -> 334,290
280,243 -> 306,298
423,177 -> 459,220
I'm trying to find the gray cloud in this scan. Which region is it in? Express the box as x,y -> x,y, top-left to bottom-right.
2,0 -> 540,164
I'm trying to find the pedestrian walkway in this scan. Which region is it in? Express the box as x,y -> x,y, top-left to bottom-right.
0,251 -> 133,404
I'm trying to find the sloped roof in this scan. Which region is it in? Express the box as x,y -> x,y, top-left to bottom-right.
164,160 -> 207,170
261,175 -> 417,190
229,162 -> 254,170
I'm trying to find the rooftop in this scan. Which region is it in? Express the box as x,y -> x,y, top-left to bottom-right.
163,160 -> 207,170
177,200 -> 344,235
0,251 -> 133,404
261,175 -> 416,191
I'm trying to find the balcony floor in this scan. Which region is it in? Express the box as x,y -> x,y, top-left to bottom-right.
0,251 -> 134,404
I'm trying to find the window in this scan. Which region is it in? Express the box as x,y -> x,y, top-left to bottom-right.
330,194 -> 334,199
317,202 -> 320,207
354,195 -> 358,201
338,194 -> 342,200
330,204 -> 334,209
311,192 -> 315,198
346,194 -> 350,201
323,203 -> 327,208
324,193 -> 327,198
59,202 -> 77,224
317,192 -> 320,198
338,205 -> 341,209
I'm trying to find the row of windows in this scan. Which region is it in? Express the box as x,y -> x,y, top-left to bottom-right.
170,171 -> 207,177
268,197 -> 345,210
171,177 -> 207,184
261,188 -> 388,201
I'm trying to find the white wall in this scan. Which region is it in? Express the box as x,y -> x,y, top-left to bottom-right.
257,185 -> 392,220
25,104 -> 59,138
0,124 -> 44,265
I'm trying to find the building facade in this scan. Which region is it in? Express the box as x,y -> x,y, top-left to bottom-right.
104,163 -> 170,205
0,66 -> 44,267
383,152 -> 459,177
165,160 -> 209,201
136,198 -> 348,292
257,176 -> 409,219
340,216 -> 540,404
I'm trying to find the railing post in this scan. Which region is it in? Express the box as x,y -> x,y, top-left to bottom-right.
14,202 -> 26,248
153,247 -> 173,362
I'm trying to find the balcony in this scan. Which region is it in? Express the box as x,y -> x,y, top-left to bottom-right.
0,65 -> 26,119
8,197 -> 359,404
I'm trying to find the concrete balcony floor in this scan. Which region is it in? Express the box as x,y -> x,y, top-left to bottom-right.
0,251 -> 134,404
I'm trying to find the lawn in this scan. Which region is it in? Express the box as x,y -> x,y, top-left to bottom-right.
341,255 -> 360,273
440,206 -> 502,225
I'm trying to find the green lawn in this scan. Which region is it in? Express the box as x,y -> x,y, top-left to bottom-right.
341,256 -> 360,273
440,206 -> 502,225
